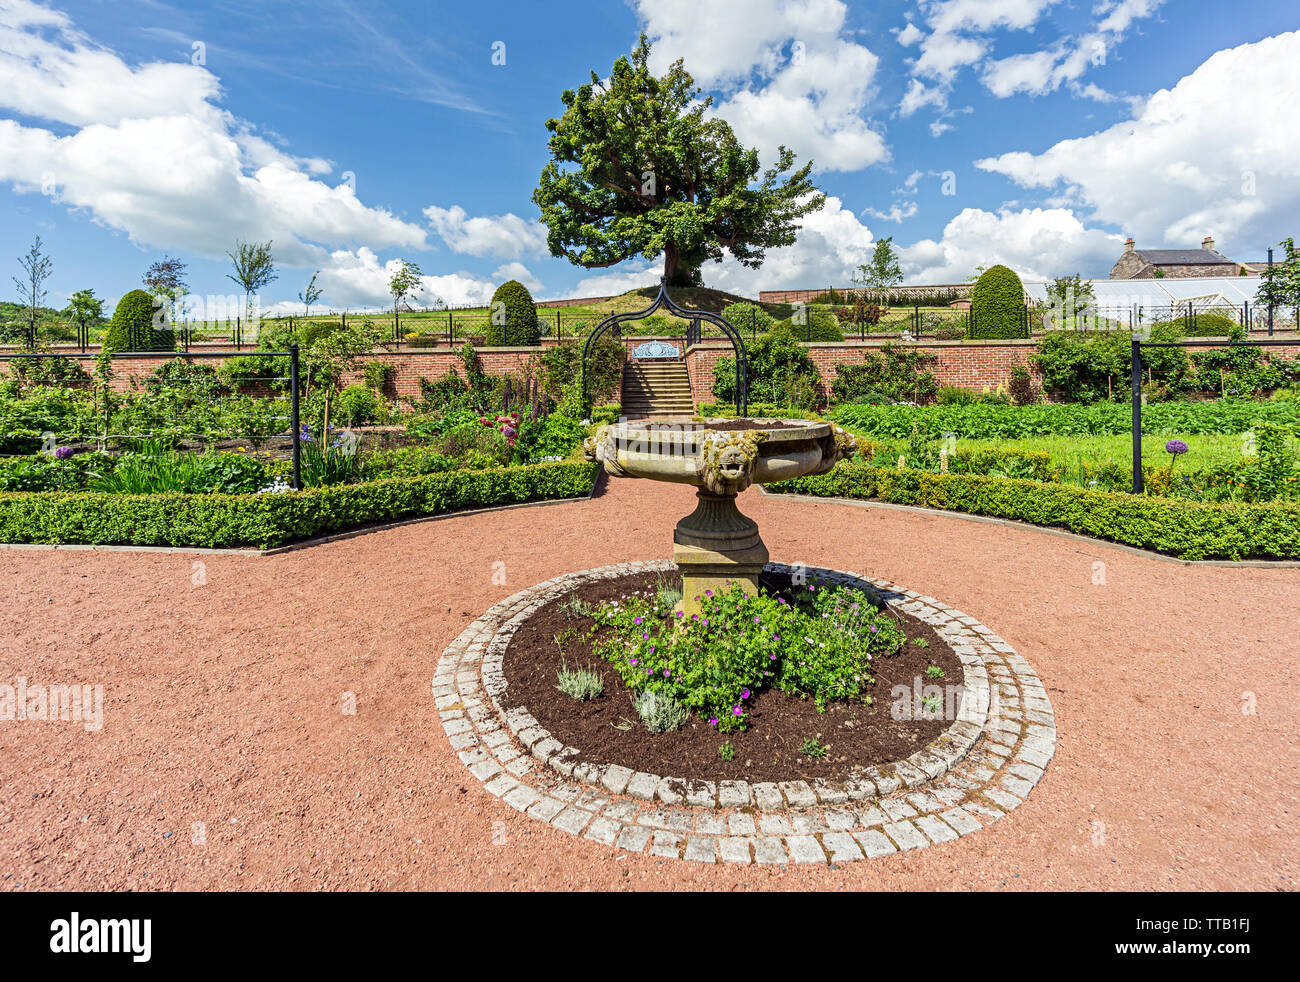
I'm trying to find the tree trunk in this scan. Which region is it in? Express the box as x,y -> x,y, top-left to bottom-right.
662,245 -> 700,288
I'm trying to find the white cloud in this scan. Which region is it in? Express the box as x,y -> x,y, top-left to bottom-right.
1094,0 -> 1164,35
0,2 -> 429,306
898,78 -> 948,117
898,0 -> 1163,118
864,200 -> 919,224
492,261 -> 543,294
708,194 -> 878,294
423,205 -> 548,259
571,265 -> 662,300
976,31 -> 1300,255
314,247 -> 503,308
897,22 -> 924,47
637,0 -> 847,87
637,0 -> 888,173
901,206 -> 1124,282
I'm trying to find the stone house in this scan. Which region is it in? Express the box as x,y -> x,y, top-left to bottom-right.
1110,237 -> 1241,279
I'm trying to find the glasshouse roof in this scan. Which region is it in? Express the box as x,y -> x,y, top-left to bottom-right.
1023,276 -> 1263,308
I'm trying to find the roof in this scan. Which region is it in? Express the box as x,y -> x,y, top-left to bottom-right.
1136,249 -> 1232,265
1023,276 -> 1261,308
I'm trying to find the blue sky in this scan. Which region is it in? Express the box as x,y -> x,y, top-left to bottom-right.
2,0 -> 1298,315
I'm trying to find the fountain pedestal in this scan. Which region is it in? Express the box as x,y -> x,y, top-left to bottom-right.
583,416 -> 856,617
672,490 -> 769,616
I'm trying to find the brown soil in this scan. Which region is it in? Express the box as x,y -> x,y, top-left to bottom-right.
501,570 -> 960,783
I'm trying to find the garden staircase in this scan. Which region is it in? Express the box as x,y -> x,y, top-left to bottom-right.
620,360 -> 695,419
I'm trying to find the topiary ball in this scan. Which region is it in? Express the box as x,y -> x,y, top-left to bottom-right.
103,289 -> 175,353
971,265 -> 1026,339
484,280 -> 539,346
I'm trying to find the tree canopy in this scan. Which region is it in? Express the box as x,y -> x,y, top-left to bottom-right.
532,35 -> 825,287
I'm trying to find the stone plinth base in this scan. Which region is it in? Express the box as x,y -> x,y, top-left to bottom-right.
672,491 -> 769,617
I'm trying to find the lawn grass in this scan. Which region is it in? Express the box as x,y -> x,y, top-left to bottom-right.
952,432 -> 1298,472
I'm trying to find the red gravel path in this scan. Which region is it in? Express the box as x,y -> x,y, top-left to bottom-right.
0,477 -> 1296,891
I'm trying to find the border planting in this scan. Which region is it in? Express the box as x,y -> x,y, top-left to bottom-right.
765,463 -> 1300,561
0,460 -> 599,549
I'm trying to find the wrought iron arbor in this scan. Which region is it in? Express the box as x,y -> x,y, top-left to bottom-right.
580,278 -> 748,415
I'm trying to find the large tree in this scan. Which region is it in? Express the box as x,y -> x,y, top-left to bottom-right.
532,35 -> 825,287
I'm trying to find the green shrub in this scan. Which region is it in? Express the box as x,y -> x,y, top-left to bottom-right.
556,661 -> 604,701
720,301 -> 775,334
713,330 -> 821,409
832,400 -> 1298,441
771,308 -> 844,342
632,690 -> 688,733
103,289 -> 174,353
1149,311 -> 1240,338
831,346 -> 938,405
1032,325 -> 1187,402
334,384 -> 382,426
767,462 -> 1300,560
0,460 -> 600,548
484,280 -> 539,346
971,265 -> 1025,339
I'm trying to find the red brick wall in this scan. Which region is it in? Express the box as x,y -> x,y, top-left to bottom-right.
683,338 -> 1300,405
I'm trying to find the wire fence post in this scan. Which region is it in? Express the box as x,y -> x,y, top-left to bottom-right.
290,343 -> 302,491
1131,334 -> 1144,495
1267,246 -> 1274,337
79,317 -> 86,353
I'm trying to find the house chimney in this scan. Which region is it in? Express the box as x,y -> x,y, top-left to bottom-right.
1203,236 -> 1215,251
1124,237 -> 1135,253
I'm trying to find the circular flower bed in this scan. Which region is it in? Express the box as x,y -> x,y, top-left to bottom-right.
500,567 -> 965,784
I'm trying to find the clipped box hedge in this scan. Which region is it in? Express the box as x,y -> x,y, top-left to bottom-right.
0,460 -> 600,550
766,462 -> 1300,560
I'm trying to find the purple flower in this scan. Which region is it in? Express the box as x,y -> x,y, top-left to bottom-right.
752,616 -> 761,624
649,646 -> 655,654
740,688 -> 750,700
769,653 -> 777,660
675,610 -> 684,618
870,625 -> 877,633
732,706 -> 743,716
705,590 -> 712,597
634,616 -> 643,625
1165,439 -> 1189,456
708,717 -> 718,727
52,445 -> 74,460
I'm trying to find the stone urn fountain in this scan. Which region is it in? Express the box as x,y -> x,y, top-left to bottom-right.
584,416 -> 856,616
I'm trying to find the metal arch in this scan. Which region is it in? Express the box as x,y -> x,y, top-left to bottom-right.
581,278 -> 748,416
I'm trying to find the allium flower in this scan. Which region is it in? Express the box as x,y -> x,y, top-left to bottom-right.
1165,439 -> 1189,456
52,446 -> 74,460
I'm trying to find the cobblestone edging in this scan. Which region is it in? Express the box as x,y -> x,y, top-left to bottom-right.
435,562 -> 1056,865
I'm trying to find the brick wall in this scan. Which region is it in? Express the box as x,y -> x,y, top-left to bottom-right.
683,338 -> 1300,405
